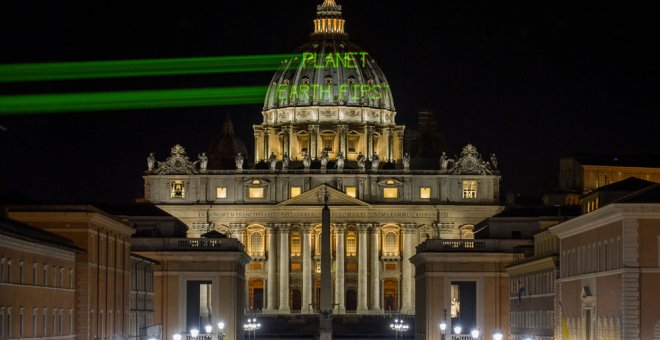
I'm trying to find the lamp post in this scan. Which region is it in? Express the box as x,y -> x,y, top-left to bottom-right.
190,329 -> 199,339
492,331 -> 503,340
243,318 -> 260,340
471,329 -> 480,339
439,321 -> 447,340
173,333 -> 182,340
390,319 -> 409,340
217,321 -> 225,340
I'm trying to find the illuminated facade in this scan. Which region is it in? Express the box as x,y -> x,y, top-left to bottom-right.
559,155 -> 660,194
143,0 -> 503,323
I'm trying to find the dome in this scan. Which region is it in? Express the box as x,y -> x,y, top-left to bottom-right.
263,0 -> 395,112
207,116 -> 248,170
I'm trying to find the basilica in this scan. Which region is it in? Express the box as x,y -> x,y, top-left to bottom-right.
142,0 -> 502,334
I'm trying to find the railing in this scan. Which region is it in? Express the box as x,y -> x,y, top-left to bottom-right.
132,238 -> 246,252
417,239 -> 532,253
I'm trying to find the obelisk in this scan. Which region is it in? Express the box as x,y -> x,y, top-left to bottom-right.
319,186 -> 333,339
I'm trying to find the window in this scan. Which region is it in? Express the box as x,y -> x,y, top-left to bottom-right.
69,270 -> 74,289
43,265 -> 48,285
216,187 -> 227,199
19,308 -> 23,337
19,261 -> 23,284
32,264 -> 37,285
290,187 -> 302,198
0,258 -> 4,282
7,308 -> 11,338
170,180 -> 185,199
290,233 -> 301,256
42,309 -> 47,336
249,187 -> 265,199
462,180 -> 477,199
346,234 -> 357,256
32,309 -> 37,337
68,310 -> 73,335
59,268 -> 64,287
7,259 -> 12,283
345,187 -> 357,198
249,232 -> 264,255
384,232 -> 397,255
0,308 -> 4,338
420,187 -> 431,199
383,187 -> 398,199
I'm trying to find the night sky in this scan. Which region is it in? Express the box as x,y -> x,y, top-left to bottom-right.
1,1 -> 659,204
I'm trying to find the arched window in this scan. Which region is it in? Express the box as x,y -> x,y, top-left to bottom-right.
384,232 -> 397,255
315,232 -> 321,255
290,233 -> 301,256
250,232 -> 264,256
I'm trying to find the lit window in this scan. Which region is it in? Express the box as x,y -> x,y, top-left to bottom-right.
249,232 -> 264,256
291,263 -> 301,271
291,233 -> 301,256
216,187 -> 227,199
383,188 -> 398,199
385,232 -> 397,255
420,187 -> 431,199
346,187 -> 357,198
170,180 -> 185,199
462,180 -> 477,199
249,187 -> 264,199
346,234 -> 357,256
290,187 -> 302,198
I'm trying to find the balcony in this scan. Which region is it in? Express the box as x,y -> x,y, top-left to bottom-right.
416,239 -> 532,253
132,237 -> 246,252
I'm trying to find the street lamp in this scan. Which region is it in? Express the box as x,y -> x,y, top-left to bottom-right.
390,319 -> 409,340
439,322 -> 447,340
190,329 -> 199,339
205,325 -> 213,334
173,334 -> 182,340
492,331 -> 503,340
471,329 -> 480,339
243,318 -> 260,340
454,325 -> 462,336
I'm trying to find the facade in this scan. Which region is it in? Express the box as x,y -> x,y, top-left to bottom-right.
143,0 -> 504,322
411,238 -> 530,340
559,154 -> 660,194
0,217 -> 81,340
131,237 -> 250,340
8,206 -> 135,340
550,185 -> 660,339
129,254 -> 157,340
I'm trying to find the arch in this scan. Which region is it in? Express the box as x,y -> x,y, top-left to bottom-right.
290,232 -> 301,256
384,231 -> 397,255
346,233 -> 357,256
345,289 -> 357,312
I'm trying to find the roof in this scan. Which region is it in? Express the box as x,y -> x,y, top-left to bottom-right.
0,217 -> 83,253
8,204 -> 133,229
586,177 -> 655,195
566,153 -> 660,168
615,184 -> 660,203
94,203 -> 172,217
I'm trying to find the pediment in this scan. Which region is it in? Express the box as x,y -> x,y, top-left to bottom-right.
278,185 -> 370,206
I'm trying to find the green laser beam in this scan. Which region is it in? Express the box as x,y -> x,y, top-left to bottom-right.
0,86 -> 268,115
0,54 -> 295,82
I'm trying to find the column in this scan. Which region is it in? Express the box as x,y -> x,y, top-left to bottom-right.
370,224 -> 381,311
278,224 -> 290,312
334,224 -> 346,313
338,124 -> 348,157
282,125 -> 291,158
386,127 -> 394,162
400,223 -> 416,313
265,224 -> 277,312
308,124 -> 319,159
302,224 -> 313,314
395,127 -> 405,161
357,224 -> 369,313
253,129 -> 262,162
263,128 -> 270,161
365,125 -> 375,160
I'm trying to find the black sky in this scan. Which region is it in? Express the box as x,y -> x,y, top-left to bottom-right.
1,1 -> 659,204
